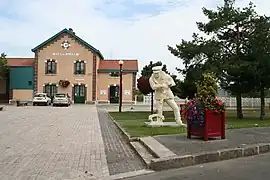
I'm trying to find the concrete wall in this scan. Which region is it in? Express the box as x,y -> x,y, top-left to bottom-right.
12,89 -> 33,101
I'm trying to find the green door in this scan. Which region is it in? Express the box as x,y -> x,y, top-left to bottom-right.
74,85 -> 86,104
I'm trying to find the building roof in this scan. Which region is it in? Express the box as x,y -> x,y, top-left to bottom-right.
31,28 -> 104,60
6,58 -> 35,67
98,60 -> 138,72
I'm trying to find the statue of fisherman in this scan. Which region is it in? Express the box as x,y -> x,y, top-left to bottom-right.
149,66 -> 186,127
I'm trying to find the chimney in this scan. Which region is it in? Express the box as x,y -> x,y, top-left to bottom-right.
68,28 -> 75,35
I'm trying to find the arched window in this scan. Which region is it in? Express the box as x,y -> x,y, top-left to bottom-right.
74,60 -> 86,75
45,59 -> 57,74
43,83 -> 57,98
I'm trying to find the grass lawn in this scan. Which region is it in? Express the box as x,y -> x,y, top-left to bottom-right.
109,109 -> 270,137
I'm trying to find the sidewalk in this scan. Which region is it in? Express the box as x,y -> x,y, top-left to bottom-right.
130,127 -> 270,171
154,127 -> 270,156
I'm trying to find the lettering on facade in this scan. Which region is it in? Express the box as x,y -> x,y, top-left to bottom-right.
52,52 -> 79,56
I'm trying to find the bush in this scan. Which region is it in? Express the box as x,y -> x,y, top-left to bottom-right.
196,72 -> 225,112
137,76 -> 154,95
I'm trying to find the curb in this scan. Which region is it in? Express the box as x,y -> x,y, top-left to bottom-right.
149,143 -> 270,171
109,169 -> 154,180
104,110 -> 138,142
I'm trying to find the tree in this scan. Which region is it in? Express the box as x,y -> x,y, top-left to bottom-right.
170,74 -> 182,98
168,32 -> 221,100
0,53 -> 9,79
197,0 -> 260,119
169,0 -> 259,119
247,15 -> 270,120
137,76 -> 153,95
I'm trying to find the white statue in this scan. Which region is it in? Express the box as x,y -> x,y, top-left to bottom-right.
148,66 -> 186,127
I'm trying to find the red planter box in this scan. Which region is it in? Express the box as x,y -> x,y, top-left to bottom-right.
187,109 -> 226,141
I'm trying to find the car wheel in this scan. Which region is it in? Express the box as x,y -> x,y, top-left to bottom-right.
33,103 -> 36,106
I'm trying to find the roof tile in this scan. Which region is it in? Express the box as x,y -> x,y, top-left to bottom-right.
99,59 -> 138,71
6,58 -> 35,67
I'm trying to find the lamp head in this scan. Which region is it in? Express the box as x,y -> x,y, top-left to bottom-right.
118,60 -> 124,65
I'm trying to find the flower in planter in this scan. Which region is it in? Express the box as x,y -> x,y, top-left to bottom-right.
195,72 -> 225,113
180,72 -> 225,127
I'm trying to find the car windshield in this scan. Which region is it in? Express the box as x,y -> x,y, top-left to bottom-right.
55,94 -> 66,98
35,94 -> 46,97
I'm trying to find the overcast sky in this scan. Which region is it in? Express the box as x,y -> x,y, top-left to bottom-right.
1,0 -> 270,76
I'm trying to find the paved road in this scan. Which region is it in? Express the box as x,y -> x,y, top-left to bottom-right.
0,105 -> 144,180
125,153 -> 270,180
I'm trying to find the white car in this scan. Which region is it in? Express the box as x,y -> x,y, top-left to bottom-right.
33,93 -> 51,106
53,93 -> 71,107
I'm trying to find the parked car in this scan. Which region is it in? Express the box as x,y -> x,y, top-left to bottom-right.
33,93 -> 51,106
53,93 -> 71,107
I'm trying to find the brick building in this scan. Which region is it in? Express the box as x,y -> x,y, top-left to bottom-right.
0,28 -> 138,104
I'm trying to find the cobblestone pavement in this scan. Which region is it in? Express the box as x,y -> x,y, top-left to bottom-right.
97,110 -> 145,175
0,105 -> 109,180
154,127 -> 270,156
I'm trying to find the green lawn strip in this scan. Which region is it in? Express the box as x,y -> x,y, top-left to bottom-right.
109,110 -> 270,137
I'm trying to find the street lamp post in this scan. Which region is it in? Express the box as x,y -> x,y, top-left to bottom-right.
118,60 -> 124,112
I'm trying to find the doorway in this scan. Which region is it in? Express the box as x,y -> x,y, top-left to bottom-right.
73,85 -> 86,104
109,85 -> 119,103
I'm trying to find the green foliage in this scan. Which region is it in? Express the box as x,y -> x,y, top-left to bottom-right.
0,53 -> 9,78
141,61 -> 167,77
168,0 -> 268,119
196,0 -> 258,95
196,72 -> 225,112
196,72 -> 218,98
170,74 -> 182,97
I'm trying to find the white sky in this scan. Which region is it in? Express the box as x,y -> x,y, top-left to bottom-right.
0,0 -> 270,77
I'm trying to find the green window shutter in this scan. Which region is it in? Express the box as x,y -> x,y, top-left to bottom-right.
83,62 -> 86,74
84,85 -> 87,102
54,61 -> 57,74
74,61 -> 77,74
45,62 -> 48,74
72,86 -> 74,101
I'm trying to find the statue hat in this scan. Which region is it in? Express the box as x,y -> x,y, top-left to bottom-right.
152,66 -> 162,73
